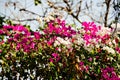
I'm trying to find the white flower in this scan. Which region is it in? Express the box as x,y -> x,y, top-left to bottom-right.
54,37 -> 72,48
95,44 -> 100,48
72,34 -> 84,45
54,40 -> 60,47
97,27 -> 111,37
103,46 -> 115,54
112,39 -> 116,45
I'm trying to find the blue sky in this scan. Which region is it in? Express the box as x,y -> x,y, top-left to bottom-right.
0,0 -> 115,31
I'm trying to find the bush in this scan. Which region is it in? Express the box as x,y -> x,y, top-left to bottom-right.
0,18 -> 120,80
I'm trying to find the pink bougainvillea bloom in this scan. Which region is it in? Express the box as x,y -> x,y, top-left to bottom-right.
85,66 -> 89,72
47,37 -> 56,46
49,58 -> 54,62
23,32 -> 31,37
0,49 -> 2,53
52,53 -> 59,58
79,61 -> 84,66
82,21 -> 101,45
52,53 -> 60,62
30,42 -> 35,49
8,38 -> 14,42
101,34 -> 110,41
43,19 -> 76,37
13,25 -> 28,33
23,45 -> 30,52
101,67 -> 120,80
115,38 -> 119,43
0,30 -> 4,34
21,38 -> 28,43
0,41 -> 4,44
16,43 -> 21,50
115,47 -> 120,53
13,33 -> 21,41
34,32 -> 40,40
3,25 -> 12,29
88,57 -> 92,62
47,41 -> 52,46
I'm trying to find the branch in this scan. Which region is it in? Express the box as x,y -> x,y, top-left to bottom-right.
47,0 -> 82,23
63,0 -> 82,23
104,0 -> 112,27
76,0 -> 82,17
82,11 -> 102,24
12,18 -> 37,22
19,8 -> 43,17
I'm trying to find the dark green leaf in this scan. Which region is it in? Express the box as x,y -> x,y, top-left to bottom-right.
34,0 -> 41,6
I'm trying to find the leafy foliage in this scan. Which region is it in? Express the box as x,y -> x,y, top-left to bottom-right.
0,18 -> 120,79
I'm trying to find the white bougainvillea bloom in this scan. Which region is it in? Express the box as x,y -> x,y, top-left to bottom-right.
97,27 -> 111,37
72,34 -> 84,45
103,46 -> 115,54
54,37 -> 72,49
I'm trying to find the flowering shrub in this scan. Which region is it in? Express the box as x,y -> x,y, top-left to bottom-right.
0,18 -> 120,80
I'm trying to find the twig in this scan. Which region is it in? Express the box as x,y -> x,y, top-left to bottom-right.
104,0 -> 112,27
63,0 -> 82,23
12,18 -> 37,22
76,0 -> 82,17
19,8 -> 43,17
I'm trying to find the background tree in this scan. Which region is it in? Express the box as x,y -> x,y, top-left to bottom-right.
0,0 -> 119,30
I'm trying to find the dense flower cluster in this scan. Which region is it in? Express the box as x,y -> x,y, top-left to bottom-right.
101,67 -> 120,80
0,18 -> 120,79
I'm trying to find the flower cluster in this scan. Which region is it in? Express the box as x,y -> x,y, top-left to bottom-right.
101,66 -> 120,80
0,18 -> 120,80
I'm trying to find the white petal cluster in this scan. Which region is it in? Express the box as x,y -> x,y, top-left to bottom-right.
44,10 -> 63,22
103,46 -> 115,54
97,27 -> 111,37
54,37 -> 72,48
72,34 -> 84,45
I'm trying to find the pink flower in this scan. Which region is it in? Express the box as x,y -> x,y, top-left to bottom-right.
13,33 -> 21,41
0,30 -> 4,34
49,58 -> 54,62
30,42 -> 35,49
34,32 -> 40,40
0,49 -> 2,53
85,66 -> 89,72
52,53 -> 59,58
79,61 -> 84,66
3,25 -> 12,29
101,67 -> 120,80
88,57 -> 92,62
82,22 -> 101,45
23,32 -> 31,37
43,19 -> 76,37
16,43 -> 21,50
13,25 -> 28,33
8,38 -> 13,42
116,47 -> 120,53
51,53 -> 60,62
47,37 -> 56,46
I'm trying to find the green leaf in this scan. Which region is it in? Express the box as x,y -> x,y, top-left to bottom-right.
55,71 -> 58,79
50,76 -> 52,80
34,0 -> 41,6
0,16 -> 5,27
5,19 -> 13,25
118,42 -> 120,47
97,67 -> 100,73
50,62 -> 55,67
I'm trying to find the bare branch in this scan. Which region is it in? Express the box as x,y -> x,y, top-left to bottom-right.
82,11 -> 102,24
76,0 -> 82,17
19,8 -> 43,17
12,18 -> 37,22
63,0 -> 82,23
104,0 -> 112,27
